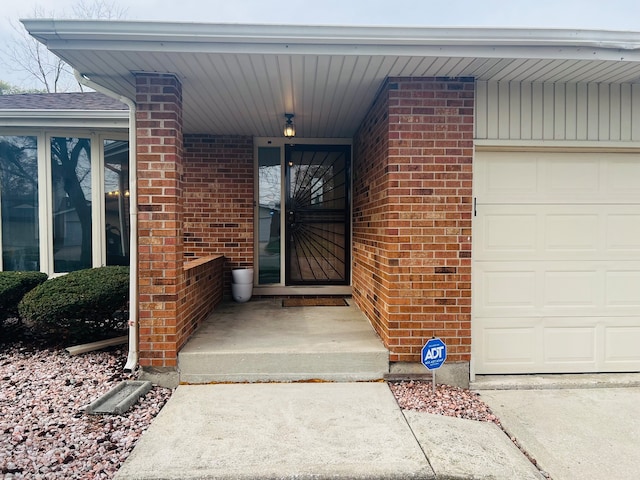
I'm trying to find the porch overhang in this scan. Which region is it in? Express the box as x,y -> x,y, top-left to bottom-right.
22,20 -> 640,137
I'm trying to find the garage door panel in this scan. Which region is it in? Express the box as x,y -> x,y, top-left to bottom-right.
476,261 -> 640,318
476,152 -> 640,204
474,151 -> 640,374
480,213 -> 537,254
477,206 -> 640,261
606,271 -> 640,307
477,154 -> 539,199
545,158 -> 599,198
476,318 -> 598,373
604,325 -> 640,365
479,323 -> 539,367
544,327 -> 596,365
607,213 -> 640,251
544,270 -> 599,308
476,316 -> 640,374
544,214 -> 599,252
605,158 -> 640,200
478,268 -> 537,310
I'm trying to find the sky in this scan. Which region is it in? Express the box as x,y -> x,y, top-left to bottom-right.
2,0 -> 640,88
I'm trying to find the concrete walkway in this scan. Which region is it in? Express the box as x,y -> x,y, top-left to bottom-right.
115,382 -> 542,480
479,385 -> 640,480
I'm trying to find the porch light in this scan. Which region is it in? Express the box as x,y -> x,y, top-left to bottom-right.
283,113 -> 296,137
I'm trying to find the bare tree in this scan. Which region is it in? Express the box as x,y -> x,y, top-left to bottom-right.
72,0 -> 128,21
3,6 -> 71,93
1,1 -> 128,93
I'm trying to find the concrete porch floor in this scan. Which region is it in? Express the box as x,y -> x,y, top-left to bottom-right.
178,298 -> 389,383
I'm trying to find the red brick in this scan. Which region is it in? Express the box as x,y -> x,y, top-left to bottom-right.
353,77 -> 474,364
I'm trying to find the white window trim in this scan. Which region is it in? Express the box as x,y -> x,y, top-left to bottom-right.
0,128 -> 128,276
39,131 -> 51,275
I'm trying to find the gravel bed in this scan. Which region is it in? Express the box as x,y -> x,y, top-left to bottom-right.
0,342 -> 173,479
389,381 -> 552,479
1,339 -> 529,479
388,380 -> 501,424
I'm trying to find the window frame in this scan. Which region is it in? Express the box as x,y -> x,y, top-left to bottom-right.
0,128 -> 128,275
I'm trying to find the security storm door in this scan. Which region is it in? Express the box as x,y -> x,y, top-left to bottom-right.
284,144 -> 350,285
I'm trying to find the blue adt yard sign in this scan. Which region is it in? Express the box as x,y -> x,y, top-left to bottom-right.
421,337 -> 447,370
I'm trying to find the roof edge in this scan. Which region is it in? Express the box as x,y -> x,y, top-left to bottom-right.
0,109 -> 128,117
21,19 -> 640,51
0,110 -> 130,128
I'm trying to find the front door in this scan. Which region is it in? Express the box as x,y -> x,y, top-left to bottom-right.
284,144 -> 350,285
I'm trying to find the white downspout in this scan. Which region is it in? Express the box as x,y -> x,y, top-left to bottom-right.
74,70 -> 139,371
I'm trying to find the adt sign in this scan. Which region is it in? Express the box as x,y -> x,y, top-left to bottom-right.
421,338 -> 447,370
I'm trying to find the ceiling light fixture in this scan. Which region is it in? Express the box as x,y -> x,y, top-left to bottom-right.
283,113 -> 296,138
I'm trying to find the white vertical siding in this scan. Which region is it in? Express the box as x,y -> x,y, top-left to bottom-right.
476,81 -> 640,141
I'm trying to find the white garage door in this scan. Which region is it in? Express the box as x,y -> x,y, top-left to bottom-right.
473,151 -> 640,374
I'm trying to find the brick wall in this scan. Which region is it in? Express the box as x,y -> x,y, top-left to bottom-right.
178,255 -> 224,352
353,77 -> 474,364
135,73 -> 184,368
352,85 -> 392,346
182,134 -> 254,292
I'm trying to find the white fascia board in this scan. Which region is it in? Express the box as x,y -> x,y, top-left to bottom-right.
40,41 -> 640,64
21,20 -> 640,48
0,109 -> 129,129
21,20 -> 640,57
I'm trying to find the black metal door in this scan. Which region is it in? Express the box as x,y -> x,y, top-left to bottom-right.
285,145 -> 350,285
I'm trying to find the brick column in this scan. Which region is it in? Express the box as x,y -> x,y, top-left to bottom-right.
353,77 -> 474,369
135,73 -> 184,370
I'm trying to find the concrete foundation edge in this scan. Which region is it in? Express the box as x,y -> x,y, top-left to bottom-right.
386,361 -> 470,389
140,363 -> 470,389
139,366 -> 179,389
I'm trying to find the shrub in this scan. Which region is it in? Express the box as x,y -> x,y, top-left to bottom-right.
0,271 -> 48,321
18,266 -> 130,343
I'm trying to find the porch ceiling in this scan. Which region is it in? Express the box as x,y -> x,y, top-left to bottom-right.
22,20 -> 640,137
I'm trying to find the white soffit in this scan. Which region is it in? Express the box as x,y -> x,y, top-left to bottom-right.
22,20 -> 640,137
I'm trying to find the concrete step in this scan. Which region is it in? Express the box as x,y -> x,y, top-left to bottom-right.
178,299 -> 389,383
179,350 -> 389,383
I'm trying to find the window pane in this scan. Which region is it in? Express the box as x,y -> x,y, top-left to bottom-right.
0,136 -> 39,271
258,147 -> 281,284
104,139 -> 130,266
51,137 -> 92,272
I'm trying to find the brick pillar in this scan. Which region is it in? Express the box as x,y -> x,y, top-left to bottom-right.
135,73 -> 184,370
353,77 -> 474,368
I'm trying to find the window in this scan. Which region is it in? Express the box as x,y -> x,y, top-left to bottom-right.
0,136 -> 40,271
104,139 -> 130,266
51,137 -> 93,272
0,131 -> 129,274
257,147 -> 281,284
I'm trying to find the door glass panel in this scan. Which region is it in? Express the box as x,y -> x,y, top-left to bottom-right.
51,137 -> 92,272
0,135 -> 39,271
104,139 -> 130,266
257,147 -> 281,284
286,145 -> 350,285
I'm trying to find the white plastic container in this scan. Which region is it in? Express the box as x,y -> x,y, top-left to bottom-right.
231,282 -> 253,303
232,268 -> 254,284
